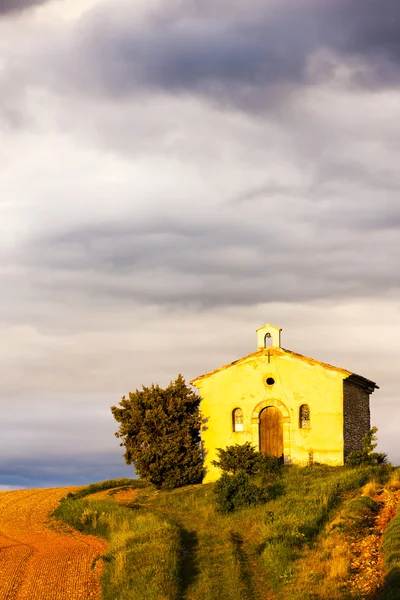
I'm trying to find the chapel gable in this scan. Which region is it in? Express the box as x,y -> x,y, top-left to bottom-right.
191,322 -> 378,483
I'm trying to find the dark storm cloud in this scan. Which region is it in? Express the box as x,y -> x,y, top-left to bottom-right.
67,0 -> 400,105
338,0 -> 400,59
0,391 -> 135,488
2,0 -> 399,127
0,0 -> 50,15
0,454 -> 134,488
72,11 -> 310,102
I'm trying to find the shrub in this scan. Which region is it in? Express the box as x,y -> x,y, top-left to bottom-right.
212,442 -> 283,476
213,472 -> 268,513
212,442 -> 261,475
211,443 -> 283,513
259,454 -> 284,476
345,426 -> 388,467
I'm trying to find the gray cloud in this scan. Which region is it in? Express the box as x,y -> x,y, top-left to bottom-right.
1,0 -> 399,487
15,193 -> 400,311
60,0 -> 400,108
2,0 -> 400,139
0,0 -> 50,15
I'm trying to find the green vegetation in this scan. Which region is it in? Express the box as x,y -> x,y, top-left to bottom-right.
111,374 -> 203,488
346,426 -> 388,466
213,471 -> 269,513
211,441 -> 283,476
335,494 -> 379,535
64,478 -> 144,500
380,512 -> 400,599
212,442 -> 283,513
280,484 -> 386,600
53,465 -> 394,600
380,469 -> 400,600
53,479 -> 181,600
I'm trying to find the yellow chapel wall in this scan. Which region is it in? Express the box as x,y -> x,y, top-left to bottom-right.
194,349 -> 348,483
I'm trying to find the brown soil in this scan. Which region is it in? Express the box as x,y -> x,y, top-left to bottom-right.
345,486 -> 400,597
0,487 -> 107,600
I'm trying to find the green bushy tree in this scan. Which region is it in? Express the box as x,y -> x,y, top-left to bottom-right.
345,426 -> 387,467
111,374 -> 203,488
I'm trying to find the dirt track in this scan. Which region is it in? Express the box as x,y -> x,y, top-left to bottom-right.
0,487 -> 106,600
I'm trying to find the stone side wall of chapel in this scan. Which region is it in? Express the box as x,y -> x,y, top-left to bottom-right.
343,380 -> 371,457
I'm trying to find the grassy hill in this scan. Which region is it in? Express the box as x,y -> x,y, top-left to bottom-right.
52,465 -> 400,600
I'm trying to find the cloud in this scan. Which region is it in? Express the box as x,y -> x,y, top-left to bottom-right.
0,0 -> 50,15
2,0 -> 400,142
0,454 -> 133,489
13,173 -> 399,312
1,84 -> 399,318
0,391 -> 134,488
2,0 -> 399,124
1,301 -> 399,474
0,0 -> 399,487
45,0 -> 398,111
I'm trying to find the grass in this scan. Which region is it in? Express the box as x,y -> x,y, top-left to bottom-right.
53,478 -> 181,600
254,465 -> 383,591
64,478 -> 145,500
53,466 -> 394,600
334,494 -> 380,535
282,483 -> 385,600
379,468 -> 400,600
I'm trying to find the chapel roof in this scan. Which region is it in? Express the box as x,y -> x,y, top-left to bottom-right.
190,346 -> 378,391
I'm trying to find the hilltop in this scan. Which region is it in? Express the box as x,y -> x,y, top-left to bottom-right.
50,465 -> 400,600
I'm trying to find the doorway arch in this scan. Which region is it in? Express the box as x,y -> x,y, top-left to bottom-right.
251,398 -> 291,462
259,406 -> 283,457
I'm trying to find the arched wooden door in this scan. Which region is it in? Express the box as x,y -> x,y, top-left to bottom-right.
259,406 -> 283,458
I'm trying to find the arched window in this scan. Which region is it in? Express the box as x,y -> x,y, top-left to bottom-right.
264,332 -> 273,348
299,404 -> 310,429
232,408 -> 244,432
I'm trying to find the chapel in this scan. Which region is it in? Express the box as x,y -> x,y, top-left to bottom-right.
190,323 -> 378,483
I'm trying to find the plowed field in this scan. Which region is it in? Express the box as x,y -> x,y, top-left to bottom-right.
0,487 -> 107,600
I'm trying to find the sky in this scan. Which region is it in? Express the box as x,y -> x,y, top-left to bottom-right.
1,0 -> 399,489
